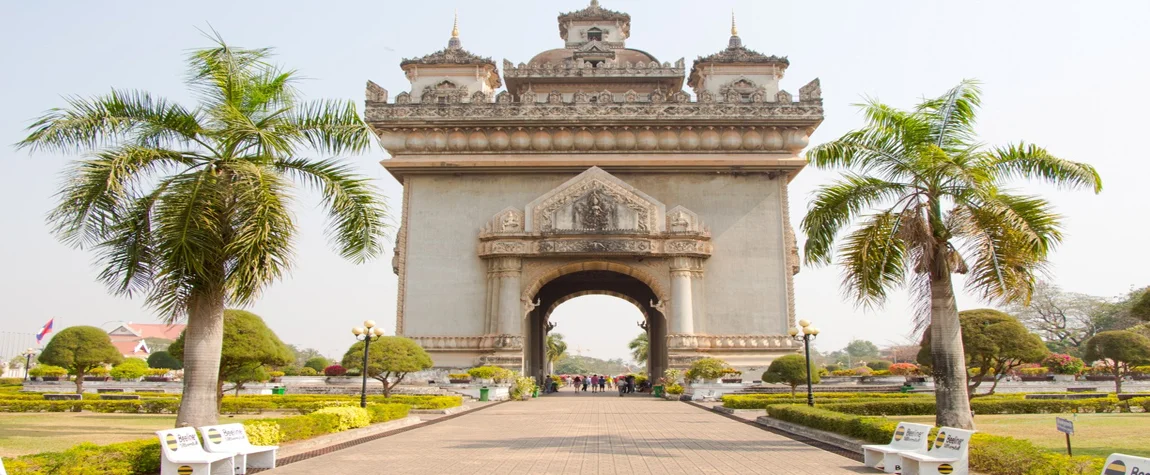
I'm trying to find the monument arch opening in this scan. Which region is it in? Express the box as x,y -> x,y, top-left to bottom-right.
524,266 -> 669,382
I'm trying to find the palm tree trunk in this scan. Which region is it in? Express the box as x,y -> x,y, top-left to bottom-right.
175,290 -> 226,428
930,271 -> 975,429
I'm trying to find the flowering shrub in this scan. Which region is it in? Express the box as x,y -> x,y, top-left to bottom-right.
665,383 -> 684,395
1042,354 -> 1086,375
831,369 -> 856,376
685,357 -> 728,381
510,376 -> 536,400
660,368 -> 682,386
323,364 -> 347,377
888,363 -> 919,376
853,366 -> 873,376
1019,367 -> 1049,376
466,366 -> 499,380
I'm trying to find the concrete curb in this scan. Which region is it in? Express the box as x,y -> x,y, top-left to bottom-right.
752,415 -> 865,454
409,405 -> 471,416
709,405 -> 766,417
277,416 -> 422,458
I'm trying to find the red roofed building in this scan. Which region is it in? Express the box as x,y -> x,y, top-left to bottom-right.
107,323 -> 187,358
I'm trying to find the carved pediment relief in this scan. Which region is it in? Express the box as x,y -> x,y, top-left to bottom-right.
666,206 -> 704,233
525,167 -> 665,234
482,207 -> 524,235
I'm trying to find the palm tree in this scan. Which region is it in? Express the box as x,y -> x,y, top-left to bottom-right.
16,36 -> 388,427
628,332 -> 649,365
801,80 -> 1101,429
545,333 -> 568,374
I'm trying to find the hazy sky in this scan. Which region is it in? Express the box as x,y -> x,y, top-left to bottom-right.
2,1 -> 1147,363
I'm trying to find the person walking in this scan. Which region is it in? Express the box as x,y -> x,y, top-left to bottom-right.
625,374 -> 635,394
598,374 -> 606,392
573,375 -> 581,392
582,375 -> 589,392
590,375 -> 597,393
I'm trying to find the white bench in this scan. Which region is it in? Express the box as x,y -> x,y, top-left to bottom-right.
1,456 -> 7,475
862,422 -> 933,473
1101,453 -> 1150,475
898,427 -> 975,475
198,423 -> 278,474
156,428 -> 235,475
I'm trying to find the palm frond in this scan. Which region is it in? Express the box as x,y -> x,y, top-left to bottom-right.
918,79 -> 982,151
275,158 -> 389,263
287,99 -> 374,155
47,146 -> 198,248
94,180 -> 173,296
838,212 -> 908,308
16,89 -> 204,154
953,201 -> 1051,305
222,161 -> 295,305
148,168 -> 226,319
984,142 -> 1103,193
802,175 -> 910,266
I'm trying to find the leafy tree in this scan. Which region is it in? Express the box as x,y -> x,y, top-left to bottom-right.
8,356 -> 27,370
169,309 -> 294,408
552,355 -> 631,375
1082,331 -> 1150,393
38,326 -> 123,394
1130,323 -> 1150,340
290,347 -> 325,369
553,356 -> 590,375
1132,289 -> 1150,321
17,36 -> 388,427
110,358 -> 150,380
763,354 -> 821,396
224,365 -> 268,396
845,340 -> 880,359
628,332 -> 649,364
918,309 -> 1048,397
685,357 -> 727,382
801,80 -> 1102,428
545,333 -> 568,374
1008,280 -> 1121,355
340,337 -> 432,397
147,350 -> 183,370
303,356 -> 330,373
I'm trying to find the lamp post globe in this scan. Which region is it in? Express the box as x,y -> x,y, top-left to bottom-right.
790,321 -> 818,407
353,320 -> 384,408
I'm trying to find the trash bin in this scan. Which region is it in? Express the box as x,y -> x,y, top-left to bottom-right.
272,386 -> 286,395
653,385 -> 664,397
479,386 -> 489,402
900,383 -> 913,394
533,387 -> 539,398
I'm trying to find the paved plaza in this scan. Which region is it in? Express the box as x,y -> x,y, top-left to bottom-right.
265,392 -> 866,474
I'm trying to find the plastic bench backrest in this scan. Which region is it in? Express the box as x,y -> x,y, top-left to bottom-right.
929,427 -> 975,459
157,428 -> 208,459
1101,453 -> 1150,475
889,422 -> 933,451
199,423 -> 252,452
1,456 -> 8,475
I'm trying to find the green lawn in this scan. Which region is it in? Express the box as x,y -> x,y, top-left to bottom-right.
897,413 -> 1150,459
0,412 -> 258,457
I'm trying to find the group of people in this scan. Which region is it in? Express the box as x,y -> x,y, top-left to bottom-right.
543,374 -> 641,395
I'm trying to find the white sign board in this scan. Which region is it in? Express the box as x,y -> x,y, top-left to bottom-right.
1056,417 -> 1074,435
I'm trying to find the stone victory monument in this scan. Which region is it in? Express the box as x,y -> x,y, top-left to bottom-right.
364,1 -> 823,380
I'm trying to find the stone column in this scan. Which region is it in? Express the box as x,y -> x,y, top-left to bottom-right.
492,257 -> 522,337
670,257 -> 695,334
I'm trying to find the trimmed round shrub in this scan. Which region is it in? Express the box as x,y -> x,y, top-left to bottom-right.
146,351 -> 182,370
323,364 -> 347,377
467,366 -> 499,380
685,357 -> 728,381
865,360 -> 893,371
304,357 -> 330,373
888,363 -> 919,376
299,367 -> 318,376
110,359 -> 149,380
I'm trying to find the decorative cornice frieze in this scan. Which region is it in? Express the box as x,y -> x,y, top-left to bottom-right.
477,234 -> 711,258
372,125 -> 814,155
666,334 -> 799,350
408,335 -> 523,351
503,59 -> 685,79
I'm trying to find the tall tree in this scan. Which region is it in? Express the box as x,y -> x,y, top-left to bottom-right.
628,332 -> 649,364
16,36 -> 388,427
917,309 -> 1048,397
169,309 -> 294,407
1082,331 -> 1150,394
801,80 -> 1102,428
844,340 -> 880,360
545,333 -> 568,374
37,326 -> 123,394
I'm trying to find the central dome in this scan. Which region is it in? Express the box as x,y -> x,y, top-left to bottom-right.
528,47 -> 658,66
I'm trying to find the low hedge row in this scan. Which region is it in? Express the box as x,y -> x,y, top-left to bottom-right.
241,402 -> 411,445
1,439 -> 162,475
0,399 -> 181,414
766,405 -> 1105,475
820,397 -> 1150,416
220,394 -> 462,410
722,393 -> 928,409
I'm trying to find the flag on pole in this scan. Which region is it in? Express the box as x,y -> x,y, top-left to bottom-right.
35,318 -> 54,344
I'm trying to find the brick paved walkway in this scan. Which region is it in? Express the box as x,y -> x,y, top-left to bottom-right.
264,391 -> 867,474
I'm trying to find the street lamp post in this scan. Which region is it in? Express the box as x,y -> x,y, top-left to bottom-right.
352,321 -> 385,408
23,348 -> 36,382
788,320 -> 820,407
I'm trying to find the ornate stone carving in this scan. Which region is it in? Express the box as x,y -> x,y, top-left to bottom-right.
365,81 -> 388,103
697,90 -> 715,103
666,334 -> 797,350
495,91 -> 512,104
526,167 -> 664,234
623,89 -> 639,103
776,90 -> 793,103
547,90 -> 563,104
395,92 -> 411,104
520,89 -> 537,103
671,90 -> 691,103
573,90 -> 590,104
596,90 -> 613,103
538,239 -> 651,254
666,205 -> 702,233
799,78 -> 821,102
470,91 -> 489,104
481,207 -> 524,235
650,299 -> 666,313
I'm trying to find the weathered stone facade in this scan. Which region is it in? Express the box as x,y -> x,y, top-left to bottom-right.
367,2 -> 822,378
